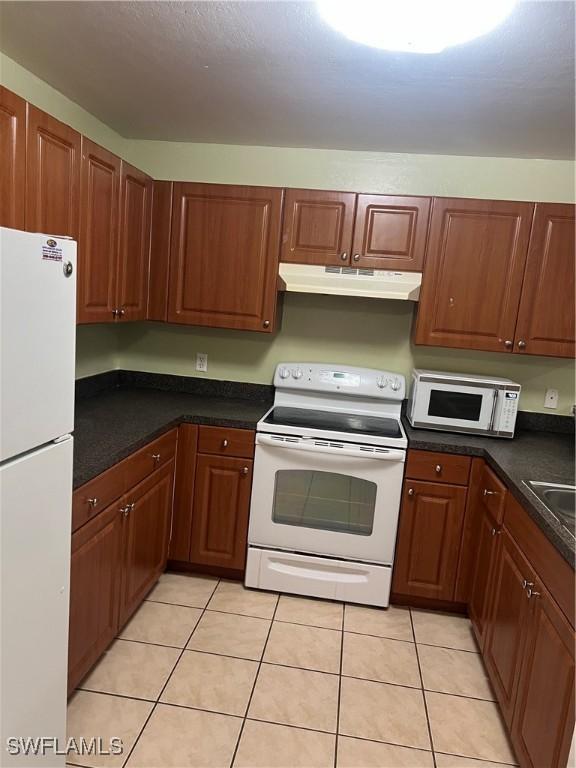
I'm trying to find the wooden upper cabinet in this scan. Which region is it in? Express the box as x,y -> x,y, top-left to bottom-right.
0,87 -> 26,230
117,161 -> 153,322
414,198 -> 534,353
26,105 -> 81,239
511,580 -> 575,768
392,479 -> 467,601
77,139 -> 121,324
514,203 -> 575,358
352,195 -> 431,271
147,180 -> 173,321
168,183 -> 283,332
280,189 -> 356,266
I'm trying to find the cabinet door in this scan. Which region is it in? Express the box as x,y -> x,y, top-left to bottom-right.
26,105 -> 81,239
514,203 -> 575,358
190,454 -> 252,571
77,138 -> 121,324
484,527 -> 533,726
414,198 -> 534,352
117,161 -> 153,321
280,189 -> 355,266
147,180 -> 173,321
0,86 -> 26,229
469,508 -> 501,650
392,479 -> 467,601
511,582 -> 575,768
352,195 -> 431,271
68,502 -> 123,692
120,461 -> 174,626
168,183 -> 283,332
169,424 -> 198,562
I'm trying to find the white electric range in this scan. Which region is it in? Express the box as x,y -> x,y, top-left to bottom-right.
245,363 -> 407,607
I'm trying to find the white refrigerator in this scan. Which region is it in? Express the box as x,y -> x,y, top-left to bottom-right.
0,228 -> 76,767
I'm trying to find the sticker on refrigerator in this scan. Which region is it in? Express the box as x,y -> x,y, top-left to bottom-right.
42,239 -> 63,262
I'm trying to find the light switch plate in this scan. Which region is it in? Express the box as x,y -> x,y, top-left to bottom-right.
196,353 -> 208,372
544,388 -> 559,409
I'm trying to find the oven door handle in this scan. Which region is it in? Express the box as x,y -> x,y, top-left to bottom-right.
256,433 -> 406,462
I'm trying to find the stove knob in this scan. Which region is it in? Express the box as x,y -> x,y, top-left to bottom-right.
389,378 -> 401,392
376,376 -> 387,389
292,368 -> 303,380
278,367 -> 291,379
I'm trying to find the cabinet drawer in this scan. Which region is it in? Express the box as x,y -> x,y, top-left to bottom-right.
478,463 -> 507,524
406,450 -> 471,486
124,429 -> 177,492
72,463 -> 124,533
198,426 -> 255,459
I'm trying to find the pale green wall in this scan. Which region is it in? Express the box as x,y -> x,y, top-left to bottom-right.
130,140 -> 575,202
116,295 -> 575,415
2,53 -> 574,413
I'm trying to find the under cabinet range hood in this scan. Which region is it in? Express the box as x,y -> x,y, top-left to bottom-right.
278,264 -> 422,301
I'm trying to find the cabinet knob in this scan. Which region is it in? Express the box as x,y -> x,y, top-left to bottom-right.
87,497 -> 99,508
483,489 -> 497,497
522,579 -> 534,590
340,252 -> 348,261
119,307 -> 126,317
407,488 -> 415,496
241,467 -> 249,476
151,453 -> 161,464
491,527 -> 502,536
435,464 -> 442,474
504,340 -> 513,348
263,320 -> 270,328
517,340 -> 526,349
353,254 -> 360,262
121,505 -> 130,517
112,308 -> 119,318
222,439 -> 229,448
527,587 -> 541,599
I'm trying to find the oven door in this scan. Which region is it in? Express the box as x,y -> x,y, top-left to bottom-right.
248,434 -> 405,564
411,380 -> 497,433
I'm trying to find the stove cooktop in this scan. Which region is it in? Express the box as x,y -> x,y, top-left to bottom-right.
262,406 -> 403,440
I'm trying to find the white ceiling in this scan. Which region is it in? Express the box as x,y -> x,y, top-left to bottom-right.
0,0 -> 574,159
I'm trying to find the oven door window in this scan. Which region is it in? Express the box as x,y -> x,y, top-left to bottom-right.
272,470 -> 377,535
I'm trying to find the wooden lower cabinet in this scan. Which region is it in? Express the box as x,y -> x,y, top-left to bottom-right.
68,502 -> 123,693
392,479 -> 467,601
483,527 -> 533,726
68,458 -> 175,691
119,461 -> 174,625
511,582 -> 575,768
190,454 -> 252,571
468,507 -> 500,649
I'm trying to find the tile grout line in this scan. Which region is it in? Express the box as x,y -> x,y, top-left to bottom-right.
229,592 -> 281,768
118,577 -> 222,768
409,608 -> 438,768
333,605 -> 346,768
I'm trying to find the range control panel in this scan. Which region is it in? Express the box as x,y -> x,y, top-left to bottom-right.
273,363 -> 406,400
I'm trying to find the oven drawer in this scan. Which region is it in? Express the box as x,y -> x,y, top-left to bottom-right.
406,450 -> 471,486
198,426 -> 255,459
245,547 -> 393,607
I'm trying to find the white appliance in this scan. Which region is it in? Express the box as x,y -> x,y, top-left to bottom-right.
407,369 -> 521,438
245,363 -> 407,607
279,263 -> 422,300
1,228 -> 76,767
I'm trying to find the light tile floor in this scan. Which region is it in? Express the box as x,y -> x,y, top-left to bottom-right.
67,573 -> 517,768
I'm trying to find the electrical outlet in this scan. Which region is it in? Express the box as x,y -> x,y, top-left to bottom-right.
544,388 -> 559,409
196,353 -> 208,372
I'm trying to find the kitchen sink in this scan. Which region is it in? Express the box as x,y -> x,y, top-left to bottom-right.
524,481 -> 576,537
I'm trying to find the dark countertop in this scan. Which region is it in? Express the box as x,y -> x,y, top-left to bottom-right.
74,388 -> 273,489
73,379 -> 574,567
404,419 -> 575,567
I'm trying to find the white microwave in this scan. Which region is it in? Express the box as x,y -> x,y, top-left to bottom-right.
408,370 -> 521,438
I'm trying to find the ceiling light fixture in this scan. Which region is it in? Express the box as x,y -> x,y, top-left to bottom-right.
316,0 -> 518,54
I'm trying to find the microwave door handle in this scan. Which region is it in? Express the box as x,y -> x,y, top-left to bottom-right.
488,389 -> 498,430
